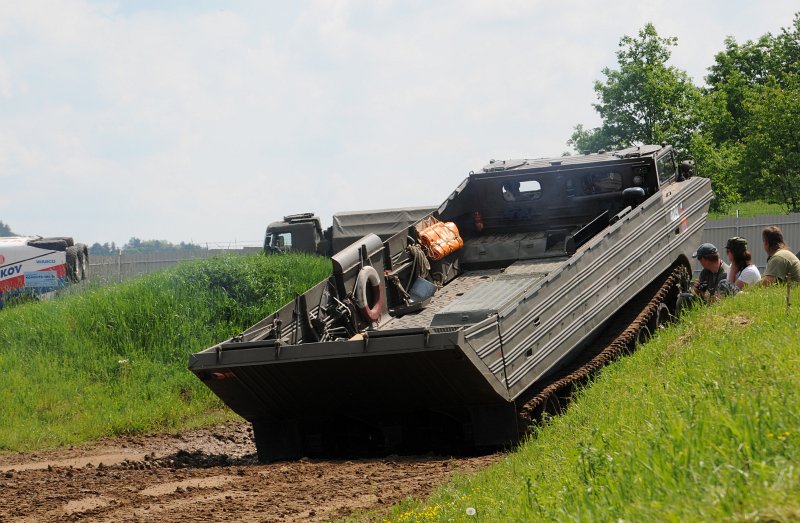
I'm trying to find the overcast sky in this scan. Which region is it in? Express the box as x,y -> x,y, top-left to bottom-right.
1,1 -> 798,248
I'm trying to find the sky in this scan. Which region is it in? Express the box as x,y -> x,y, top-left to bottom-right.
1,1 -> 798,248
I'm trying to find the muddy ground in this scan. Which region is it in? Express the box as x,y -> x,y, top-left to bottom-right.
0,422 -> 500,522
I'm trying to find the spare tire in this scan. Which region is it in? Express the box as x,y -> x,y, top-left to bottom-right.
65,246 -> 80,283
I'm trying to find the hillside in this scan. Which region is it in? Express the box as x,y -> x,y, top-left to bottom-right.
0,254 -> 330,451
387,285 -> 800,522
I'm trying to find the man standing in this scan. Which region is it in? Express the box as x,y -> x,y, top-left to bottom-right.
692,243 -> 730,298
760,226 -> 800,286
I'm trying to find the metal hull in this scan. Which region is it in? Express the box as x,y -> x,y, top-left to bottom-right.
190,176 -> 711,458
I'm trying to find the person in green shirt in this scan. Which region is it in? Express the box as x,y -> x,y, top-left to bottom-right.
760,226 -> 800,286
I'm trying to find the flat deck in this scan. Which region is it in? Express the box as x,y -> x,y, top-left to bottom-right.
378,258 -> 566,331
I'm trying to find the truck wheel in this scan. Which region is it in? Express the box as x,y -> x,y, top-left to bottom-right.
65,246 -> 80,283
42,236 -> 75,247
76,244 -> 89,281
27,239 -> 68,252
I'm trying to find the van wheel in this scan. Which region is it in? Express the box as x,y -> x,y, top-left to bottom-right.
65,246 -> 80,283
76,244 -> 89,281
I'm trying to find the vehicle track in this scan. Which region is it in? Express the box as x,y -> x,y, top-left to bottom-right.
518,263 -> 687,424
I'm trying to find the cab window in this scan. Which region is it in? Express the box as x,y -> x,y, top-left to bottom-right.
502,180 -> 542,202
656,151 -> 676,185
270,232 -> 293,248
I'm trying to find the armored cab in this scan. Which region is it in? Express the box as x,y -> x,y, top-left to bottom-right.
190,145 -> 713,461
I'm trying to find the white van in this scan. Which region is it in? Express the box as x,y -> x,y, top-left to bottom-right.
0,236 -> 87,307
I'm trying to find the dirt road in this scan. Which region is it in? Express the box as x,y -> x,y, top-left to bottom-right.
0,422 -> 499,522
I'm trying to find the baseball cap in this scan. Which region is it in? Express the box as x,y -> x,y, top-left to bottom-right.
725,236 -> 748,254
692,243 -> 718,258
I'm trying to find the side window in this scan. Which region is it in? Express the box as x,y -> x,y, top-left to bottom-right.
656,152 -> 676,185
582,172 -> 623,194
270,232 -> 293,248
502,180 -> 542,202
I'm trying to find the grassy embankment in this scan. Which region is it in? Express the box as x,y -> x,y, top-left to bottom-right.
386,285 -> 800,522
708,200 -> 786,219
0,254 -> 330,452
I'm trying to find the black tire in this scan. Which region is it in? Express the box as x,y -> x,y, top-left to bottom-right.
65,246 -> 80,283
41,236 -> 74,247
76,243 -> 89,281
27,239 -> 68,252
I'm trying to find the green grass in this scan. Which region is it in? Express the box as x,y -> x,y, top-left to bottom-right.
0,253 -> 330,452
709,200 -> 788,219
386,285 -> 800,522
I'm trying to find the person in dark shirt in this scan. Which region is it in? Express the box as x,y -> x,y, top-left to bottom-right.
692,243 -> 730,299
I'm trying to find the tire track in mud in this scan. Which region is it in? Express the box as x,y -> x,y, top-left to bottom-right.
0,422 -> 499,522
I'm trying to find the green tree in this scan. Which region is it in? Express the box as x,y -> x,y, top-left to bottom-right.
88,242 -> 119,256
0,221 -> 16,237
569,23 -> 700,154
741,76 -> 800,211
699,12 -> 800,209
122,237 -> 205,254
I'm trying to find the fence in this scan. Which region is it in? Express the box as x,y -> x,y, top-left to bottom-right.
87,248 -> 262,284
698,212 -> 800,275
85,213 -> 800,284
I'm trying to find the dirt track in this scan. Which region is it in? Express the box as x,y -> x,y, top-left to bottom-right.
0,422 -> 499,522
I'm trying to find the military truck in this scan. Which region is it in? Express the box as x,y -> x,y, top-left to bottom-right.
191,144 -> 712,461
264,207 -> 437,256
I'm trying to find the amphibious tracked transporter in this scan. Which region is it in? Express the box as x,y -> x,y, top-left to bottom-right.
190,145 -> 713,461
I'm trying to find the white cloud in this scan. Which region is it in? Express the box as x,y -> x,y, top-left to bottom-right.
0,0 -> 797,245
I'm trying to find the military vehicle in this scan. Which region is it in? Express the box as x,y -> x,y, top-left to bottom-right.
264,207 -> 436,256
190,144 -> 713,461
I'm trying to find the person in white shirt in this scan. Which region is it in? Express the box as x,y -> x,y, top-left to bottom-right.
725,236 -> 761,289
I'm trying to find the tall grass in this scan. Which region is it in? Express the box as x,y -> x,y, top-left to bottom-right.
387,285 -> 800,522
0,253 -> 330,452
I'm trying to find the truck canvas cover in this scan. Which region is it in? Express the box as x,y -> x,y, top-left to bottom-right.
330,206 -> 437,253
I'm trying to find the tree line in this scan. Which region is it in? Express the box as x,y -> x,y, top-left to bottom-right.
0,224 -> 204,255
569,14 -> 800,212
88,238 -> 205,256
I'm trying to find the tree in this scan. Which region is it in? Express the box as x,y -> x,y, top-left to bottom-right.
0,221 -> 15,237
122,237 -> 205,254
741,76 -> 800,211
700,12 -> 800,209
88,242 -> 119,256
569,23 -> 700,154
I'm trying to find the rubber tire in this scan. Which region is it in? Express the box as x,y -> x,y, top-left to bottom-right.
76,244 -> 89,281
27,239 -> 68,252
65,246 -> 80,283
41,236 -> 74,247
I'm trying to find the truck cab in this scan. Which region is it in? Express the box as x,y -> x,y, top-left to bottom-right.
263,214 -> 327,255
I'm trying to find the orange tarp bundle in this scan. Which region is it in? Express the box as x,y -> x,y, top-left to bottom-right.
418,220 -> 463,261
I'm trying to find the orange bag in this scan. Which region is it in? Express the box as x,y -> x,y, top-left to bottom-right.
418,221 -> 463,260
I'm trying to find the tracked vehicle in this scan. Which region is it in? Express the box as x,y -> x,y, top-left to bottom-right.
189,144 -> 713,461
